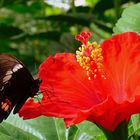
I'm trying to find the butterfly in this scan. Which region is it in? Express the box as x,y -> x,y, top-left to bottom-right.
0,54 -> 42,122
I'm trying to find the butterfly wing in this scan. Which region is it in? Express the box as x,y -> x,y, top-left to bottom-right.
0,54 -> 37,122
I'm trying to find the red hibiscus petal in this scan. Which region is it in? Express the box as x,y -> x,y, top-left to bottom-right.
19,99 -> 42,119
39,53 -> 107,110
19,53 -> 108,124
101,32 -> 140,103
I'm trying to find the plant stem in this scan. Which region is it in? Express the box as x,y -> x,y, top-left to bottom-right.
101,121 -> 128,140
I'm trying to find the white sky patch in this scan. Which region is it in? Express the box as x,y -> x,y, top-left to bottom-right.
45,0 -> 86,10
75,0 -> 86,6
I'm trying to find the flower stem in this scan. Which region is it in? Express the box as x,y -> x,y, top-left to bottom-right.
101,121 -> 128,140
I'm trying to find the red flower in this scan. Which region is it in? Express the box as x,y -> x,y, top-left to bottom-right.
19,32 -> 140,131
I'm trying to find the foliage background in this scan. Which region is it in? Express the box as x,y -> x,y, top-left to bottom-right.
0,0 -> 140,139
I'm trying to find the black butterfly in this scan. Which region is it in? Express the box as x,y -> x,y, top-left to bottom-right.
0,54 -> 42,122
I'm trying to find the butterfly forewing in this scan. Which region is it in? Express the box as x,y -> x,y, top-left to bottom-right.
0,54 -> 41,122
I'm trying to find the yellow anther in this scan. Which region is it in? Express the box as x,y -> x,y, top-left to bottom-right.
88,77 -> 91,80
85,67 -> 89,70
94,69 -> 97,72
85,57 -> 90,63
76,40 -> 105,80
94,74 -> 97,78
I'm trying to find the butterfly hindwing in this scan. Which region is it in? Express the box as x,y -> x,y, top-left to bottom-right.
0,54 -> 41,122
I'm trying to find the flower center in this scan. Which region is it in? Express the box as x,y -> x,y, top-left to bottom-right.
75,32 -> 106,80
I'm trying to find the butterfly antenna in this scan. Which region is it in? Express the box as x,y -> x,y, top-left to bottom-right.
38,89 -> 79,109
38,88 -> 54,104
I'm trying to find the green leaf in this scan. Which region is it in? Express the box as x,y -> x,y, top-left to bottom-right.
66,121 -> 106,140
38,14 -> 112,33
6,114 -> 66,140
54,118 -> 66,140
0,25 -> 23,38
131,114 -> 140,131
7,2 -> 44,15
0,122 -> 40,140
77,121 -> 105,139
25,117 -> 66,140
13,31 -> 61,41
94,0 -> 114,13
0,133 -> 15,140
5,114 -> 107,140
0,17 -> 15,25
128,115 -> 140,140
113,3 -> 140,33
68,125 -> 78,140
90,23 -> 111,40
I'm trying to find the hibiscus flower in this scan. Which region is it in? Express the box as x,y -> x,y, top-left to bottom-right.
19,31 -> 140,132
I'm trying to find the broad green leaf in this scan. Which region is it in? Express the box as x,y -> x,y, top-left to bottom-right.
6,114 -> 66,140
0,133 -> 16,140
113,3 -> 140,33
4,113 -> 107,140
67,121 -> 106,140
0,122 -> 40,140
76,121 -> 105,139
5,114 -> 44,140
128,114 -> 140,140
25,117 -> 66,140
54,118 -> 66,140
131,114 -> 140,131
68,125 -> 78,140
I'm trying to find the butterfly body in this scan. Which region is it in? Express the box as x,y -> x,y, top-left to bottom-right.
0,54 -> 41,122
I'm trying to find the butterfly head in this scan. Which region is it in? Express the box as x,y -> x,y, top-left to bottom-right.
31,78 -> 42,97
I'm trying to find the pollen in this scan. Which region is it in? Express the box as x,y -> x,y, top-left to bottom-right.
75,32 -> 105,80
